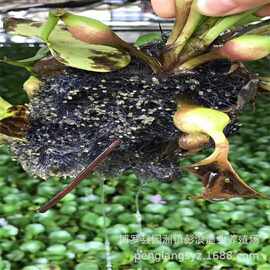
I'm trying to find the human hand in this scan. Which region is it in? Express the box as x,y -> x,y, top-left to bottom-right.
151,0 -> 270,62
151,0 -> 270,18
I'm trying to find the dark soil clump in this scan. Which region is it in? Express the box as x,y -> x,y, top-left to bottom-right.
11,58 -> 252,180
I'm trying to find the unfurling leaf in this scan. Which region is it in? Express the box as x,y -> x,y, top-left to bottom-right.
60,12 -> 121,46
4,17 -> 131,72
173,99 -> 262,200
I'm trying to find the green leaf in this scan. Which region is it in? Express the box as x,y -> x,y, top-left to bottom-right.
0,47 -> 50,73
258,226 -> 270,240
48,41 -> 130,72
135,33 -> 162,47
75,263 -> 99,270
0,225 -> 18,238
177,207 -> 194,216
20,240 -> 44,253
4,17 -> 131,72
230,210 -> 246,222
107,224 -> 129,235
4,18 -> 42,38
68,240 -> 104,253
0,97 -> 13,121
261,246 -> 270,257
203,243 -> 226,254
163,216 -> 182,229
244,56 -> 270,77
46,244 -> 66,255
258,264 -> 270,270
49,230 -> 72,243
164,261 -> 181,270
143,204 -> 169,214
95,216 -> 111,228
0,259 -> 11,270
25,224 -> 45,238
208,201 -> 235,212
235,253 -> 256,266
15,47 -> 49,64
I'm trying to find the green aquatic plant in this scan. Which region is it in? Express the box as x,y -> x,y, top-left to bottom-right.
1,1 -> 270,209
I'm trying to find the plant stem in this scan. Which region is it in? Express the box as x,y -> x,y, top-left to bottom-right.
163,0 -> 203,70
125,45 -> 162,73
1,58 -> 33,73
243,19 -> 270,35
135,185 -> 143,236
169,17 -> 219,68
201,9 -> 256,46
135,182 -> 144,270
175,50 -> 223,72
173,1 -> 203,56
192,17 -> 220,38
173,13 -> 265,70
166,0 -> 193,45
40,11 -> 60,42
101,176 -> 112,270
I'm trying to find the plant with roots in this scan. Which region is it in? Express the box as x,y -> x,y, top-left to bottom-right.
1,0 -> 270,212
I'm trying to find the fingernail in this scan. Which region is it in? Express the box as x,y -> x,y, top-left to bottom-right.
197,0 -> 237,16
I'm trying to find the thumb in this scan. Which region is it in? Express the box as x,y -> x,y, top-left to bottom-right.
151,0 -> 176,18
197,0 -> 270,16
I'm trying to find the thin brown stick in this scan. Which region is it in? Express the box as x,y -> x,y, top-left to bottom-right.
38,139 -> 121,213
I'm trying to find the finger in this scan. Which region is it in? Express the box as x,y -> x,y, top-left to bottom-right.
197,0 -> 270,16
151,0 -> 176,18
219,35 -> 270,61
257,3 -> 270,16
